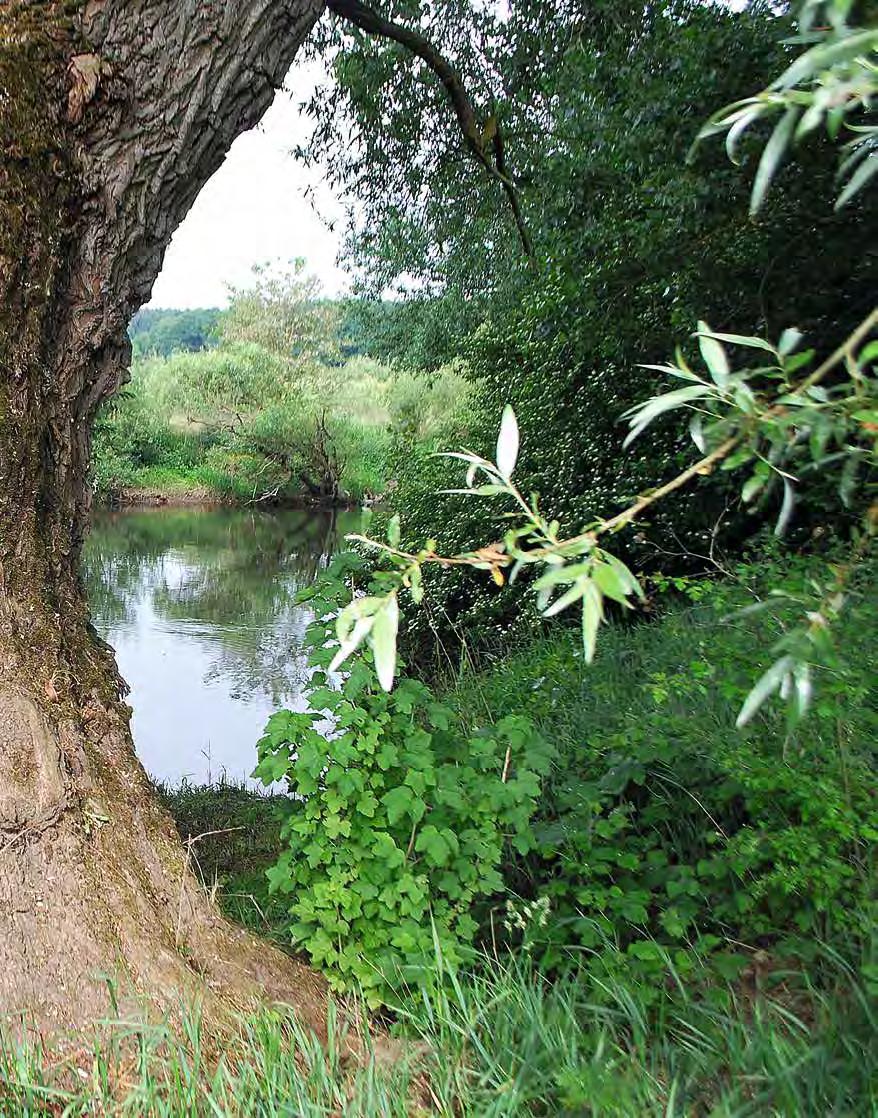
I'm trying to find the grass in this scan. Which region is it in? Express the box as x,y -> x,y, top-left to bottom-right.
1,949 -> 874,1115
156,778 -> 291,938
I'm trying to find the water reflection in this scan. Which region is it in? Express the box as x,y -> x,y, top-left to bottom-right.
83,505 -> 360,785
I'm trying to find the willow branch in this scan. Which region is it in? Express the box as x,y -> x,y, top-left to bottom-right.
325,0 -> 534,258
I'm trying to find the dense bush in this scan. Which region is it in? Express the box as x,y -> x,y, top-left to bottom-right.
451,554 -> 877,983
254,553 -> 552,1003
258,551 -> 876,1004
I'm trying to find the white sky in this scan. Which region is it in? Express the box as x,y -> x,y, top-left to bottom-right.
148,61 -> 347,309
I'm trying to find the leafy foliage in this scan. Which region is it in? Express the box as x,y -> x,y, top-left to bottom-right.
128,306 -> 220,357
363,0 -> 877,671
446,555 -> 877,981
254,554 -> 552,1003
698,0 -> 878,213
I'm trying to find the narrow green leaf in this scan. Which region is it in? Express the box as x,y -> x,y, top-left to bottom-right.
369,593 -> 399,692
496,405 -> 520,480
543,577 -> 588,618
751,106 -> 800,215
736,655 -> 795,727
772,29 -> 878,91
693,331 -> 777,353
697,322 -> 730,388
581,581 -> 604,664
592,562 -> 630,606
774,477 -> 796,537
836,153 -> 878,209
742,473 -> 765,504
778,327 -> 803,356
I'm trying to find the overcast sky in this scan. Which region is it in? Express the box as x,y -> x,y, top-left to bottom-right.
148,61 -> 346,310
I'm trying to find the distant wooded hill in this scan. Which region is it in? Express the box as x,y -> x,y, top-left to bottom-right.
128,299 -> 429,364
128,307 -> 221,357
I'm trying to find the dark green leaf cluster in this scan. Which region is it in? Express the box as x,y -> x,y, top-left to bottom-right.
452,555 -> 877,986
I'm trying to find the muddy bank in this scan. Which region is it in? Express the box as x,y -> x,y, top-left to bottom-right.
99,485 -> 364,511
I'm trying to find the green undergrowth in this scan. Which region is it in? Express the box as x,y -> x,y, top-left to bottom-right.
132,553 -> 876,1115
443,555 -> 877,978
1,949 -> 873,1116
156,779 -> 291,939
249,550 -> 875,1008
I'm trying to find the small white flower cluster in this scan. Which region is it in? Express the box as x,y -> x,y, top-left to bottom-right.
503,895 -> 551,940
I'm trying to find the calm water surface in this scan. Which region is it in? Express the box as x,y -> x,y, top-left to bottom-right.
84,505 -> 361,785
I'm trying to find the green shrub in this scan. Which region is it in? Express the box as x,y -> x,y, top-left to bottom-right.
447,555 -> 877,981
254,554 -> 552,1004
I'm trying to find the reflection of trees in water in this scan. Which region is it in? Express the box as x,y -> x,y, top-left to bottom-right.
202,608 -> 311,706
82,506 -> 359,703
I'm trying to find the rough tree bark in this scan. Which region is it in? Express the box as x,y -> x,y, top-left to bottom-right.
0,0 -> 331,1038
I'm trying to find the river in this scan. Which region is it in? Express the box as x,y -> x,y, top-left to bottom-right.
83,504 -> 362,786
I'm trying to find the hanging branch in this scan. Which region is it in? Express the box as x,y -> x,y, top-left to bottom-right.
325,0 -> 535,259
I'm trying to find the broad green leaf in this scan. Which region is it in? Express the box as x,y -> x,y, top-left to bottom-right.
329,611 -> 375,674
440,484 -> 508,497
725,108 -> 760,165
604,553 -> 644,600
533,561 -> 593,591
858,340 -> 878,366
792,660 -> 813,720
741,472 -> 766,503
381,784 -> 414,826
415,824 -> 452,867
689,412 -> 706,452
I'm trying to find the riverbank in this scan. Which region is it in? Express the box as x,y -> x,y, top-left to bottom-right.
96,466 -> 370,510
57,551 -> 871,1113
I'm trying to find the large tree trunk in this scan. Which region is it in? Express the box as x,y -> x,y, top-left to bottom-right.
0,0 -> 330,1038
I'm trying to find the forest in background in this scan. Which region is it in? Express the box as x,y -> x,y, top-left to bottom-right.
11,0 -> 877,1113
96,273 -> 470,506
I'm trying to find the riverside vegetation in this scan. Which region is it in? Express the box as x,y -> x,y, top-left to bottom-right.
5,0 -> 876,1114
94,263 -> 472,507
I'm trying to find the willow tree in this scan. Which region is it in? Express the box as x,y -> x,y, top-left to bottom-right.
0,0 -> 534,1035
0,0 -> 334,1035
